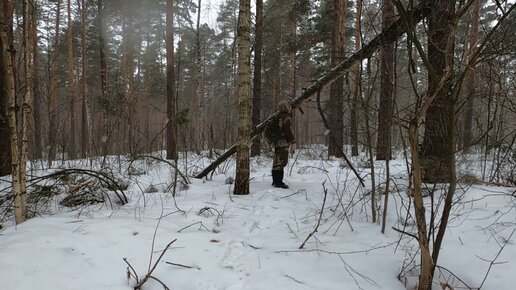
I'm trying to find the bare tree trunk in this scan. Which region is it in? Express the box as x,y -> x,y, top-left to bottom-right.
420,0 -> 455,183
166,0 -> 177,160
47,0 -> 61,167
409,124 -> 433,290
376,0 -> 395,160
462,0 -> 480,153
98,0 -> 109,156
350,0 -> 362,157
234,0 -> 251,195
144,29 -> 150,149
0,0 -> 17,215
67,0 -> 77,160
2,0 -> 21,220
80,0 -> 89,158
290,6 -> 297,141
18,0 -> 34,224
1,0 -> 32,223
32,4 -> 42,160
328,0 -> 347,157
195,0 -> 203,152
250,0 -> 263,157
0,0 -> 11,176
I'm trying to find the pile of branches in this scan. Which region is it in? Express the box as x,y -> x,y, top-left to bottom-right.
1,169 -> 129,221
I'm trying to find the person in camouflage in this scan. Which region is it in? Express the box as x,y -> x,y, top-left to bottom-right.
271,100 -> 296,189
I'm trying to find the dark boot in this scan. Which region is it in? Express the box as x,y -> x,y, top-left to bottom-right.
272,170 -> 281,186
272,169 -> 289,189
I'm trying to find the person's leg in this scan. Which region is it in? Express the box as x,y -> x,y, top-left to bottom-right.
272,146 -> 289,188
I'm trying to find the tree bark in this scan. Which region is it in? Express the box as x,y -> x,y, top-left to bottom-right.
67,0 -> 77,160
32,3 -> 42,160
350,0 -> 362,157
376,0 -> 395,160
2,0 -> 20,220
233,0 -> 251,195
461,0 -> 480,153
18,0 -> 34,224
0,0 -> 11,176
196,0 -> 433,179
420,0 -> 456,183
328,0 -> 347,157
47,0 -> 61,167
409,124 -> 433,290
98,0 -> 109,156
122,0 -> 135,153
80,0 -> 89,158
250,0 -> 263,157
166,0 -> 177,160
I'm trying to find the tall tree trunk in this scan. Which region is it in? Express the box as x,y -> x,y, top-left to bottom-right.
1,0 -> 31,223
135,24 -> 142,151
31,3 -> 42,160
328,0 -> 347,157
0,0 -> 11,176
47,0 -> 61,167
1,0 -> 18,217
18,0 -> 34,224
122,1 -> 135,153
290,4 -> 298,145
420,0 -> 455,183
250,0 -> 263,157
98,0 -> 109,156
144,29 -> 151,149
350,0 -> 362,157
234,0 -> 251,195
195,0 -> 203,152
67,0 -> 77,160
376,0 -> 395,160
166,0 -> 177,160
462,0 -> 480,153
80,0 -> 89,158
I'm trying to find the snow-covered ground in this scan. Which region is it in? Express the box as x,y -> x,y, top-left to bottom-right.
0,149 -> 515,290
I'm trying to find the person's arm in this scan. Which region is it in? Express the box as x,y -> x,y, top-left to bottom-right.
284,116 -> 296,146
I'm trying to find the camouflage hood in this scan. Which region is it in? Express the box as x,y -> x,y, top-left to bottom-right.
278,100 -> 292,114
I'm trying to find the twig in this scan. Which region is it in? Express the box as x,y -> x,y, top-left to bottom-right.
165,261 -> 201,270
177,221 -> 210,233
477,228 -> 515,289
299,181 -> 328,249
392,226 -> 420,242
284,274 -> 306,285
435,265 -> 473,290
280,189 -> 305,199
135,239 -> 178,290
123,258 -> 139,281
147,275 -> 171,290
133,154 -> 189,185
338,254 -> 379,289
278,241 -> 397,255
123,238 -> 177,290
316,90 -> 365,187
149,200 -> 165,272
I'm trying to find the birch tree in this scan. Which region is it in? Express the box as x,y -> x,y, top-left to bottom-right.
1,0 -> 35,224
233,0 -> 251,195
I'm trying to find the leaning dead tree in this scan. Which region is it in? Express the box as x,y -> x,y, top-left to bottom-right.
195,0 -> 433,180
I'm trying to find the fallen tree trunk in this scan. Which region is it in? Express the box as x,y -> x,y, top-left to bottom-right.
195,1 -> 432,179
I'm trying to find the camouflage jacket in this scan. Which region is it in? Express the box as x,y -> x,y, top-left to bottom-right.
276,112 -> 295,148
